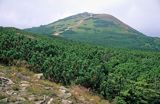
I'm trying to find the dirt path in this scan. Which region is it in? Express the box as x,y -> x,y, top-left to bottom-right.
53,14 -> 93,36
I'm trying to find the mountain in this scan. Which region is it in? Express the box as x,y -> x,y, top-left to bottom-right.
1,27 -> 160,103
25,12 -> 160,51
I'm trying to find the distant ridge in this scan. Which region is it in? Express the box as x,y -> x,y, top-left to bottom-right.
25,12 -> 160,51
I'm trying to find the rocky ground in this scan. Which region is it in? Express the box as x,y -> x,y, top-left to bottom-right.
0,65 -> 109,104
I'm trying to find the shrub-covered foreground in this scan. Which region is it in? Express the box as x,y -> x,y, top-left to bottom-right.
0,27 -> 160,104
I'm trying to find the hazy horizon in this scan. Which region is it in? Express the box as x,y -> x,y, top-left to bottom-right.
0,0 -> 160,37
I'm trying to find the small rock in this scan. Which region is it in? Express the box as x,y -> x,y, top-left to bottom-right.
12,92 -> 17,95
28,95 -> 44,101
20,81 -> 29,85
79,96 -> 85,102
16,73 -> 29,81
20,81 -> 30,87
45,87 -> 52,90
59,86 -> 69,94
60,86 -> 68,91
35,100 -> 45,104
0,77 -> 14,86
58,86 -> 72,99
20,81 -> 30,91
62,99 -> 72,104
0,72 -> 4,76
60,89 -> 66,93
90,99 -> 94,101
28,95 -> 36,101
58,93 -> 72,99
34,95 -> 48,104
6,90 -> 15,95
47,98 -> 54,104
0,98 -> 8,103
16,97 -> 26,101
34,73 -> 44,79
64,93 -> 72,99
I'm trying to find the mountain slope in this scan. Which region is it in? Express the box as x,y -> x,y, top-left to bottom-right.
1,27 -> 160,103
25,12 -> 160,51
0,65 -> 109,104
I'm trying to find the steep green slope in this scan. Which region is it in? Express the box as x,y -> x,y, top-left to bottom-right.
25,12 -> 160,51
1,27 -> 160,103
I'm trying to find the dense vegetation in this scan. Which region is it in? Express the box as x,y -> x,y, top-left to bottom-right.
25,12 -> 160,51
1,27 -> 160,104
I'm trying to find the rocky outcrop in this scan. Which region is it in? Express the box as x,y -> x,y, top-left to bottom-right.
62,99 -> 73,104
0,70 -> 74,104
16,73 -> 29,81
0,77 -> 14,86
58,86 -> 73,104
34,73 -> 44,79
0,65 -> 109,104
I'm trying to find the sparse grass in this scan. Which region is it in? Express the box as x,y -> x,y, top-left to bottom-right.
23,101 -> 34,104
70,85 -> 109,104
39,79 -> 58,87
13,66 -> 33,77
12,84 -> 20,91
0,101 -> 8,104
0,93 -> 7,100
27,84 -> 52,96
0,64 -> 110,104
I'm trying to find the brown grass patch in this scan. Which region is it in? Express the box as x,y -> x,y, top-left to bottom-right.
70,85 -> 109,104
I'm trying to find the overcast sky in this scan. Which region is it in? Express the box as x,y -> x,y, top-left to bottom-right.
0,0 -> 160,37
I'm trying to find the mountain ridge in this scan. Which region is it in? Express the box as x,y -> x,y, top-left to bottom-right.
25,12 -> 160,51
25,12 -> 141,35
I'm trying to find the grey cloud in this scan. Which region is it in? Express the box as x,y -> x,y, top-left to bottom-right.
0,0 -> 159,37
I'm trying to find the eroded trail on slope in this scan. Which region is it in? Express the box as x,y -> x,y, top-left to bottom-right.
53,15 -> 93,36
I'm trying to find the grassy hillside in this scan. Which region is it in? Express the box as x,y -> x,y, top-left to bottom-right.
1,27 -> 160,103
25,12 -> 160,51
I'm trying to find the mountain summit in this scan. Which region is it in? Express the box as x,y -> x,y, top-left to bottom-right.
25,12 -> 160,50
